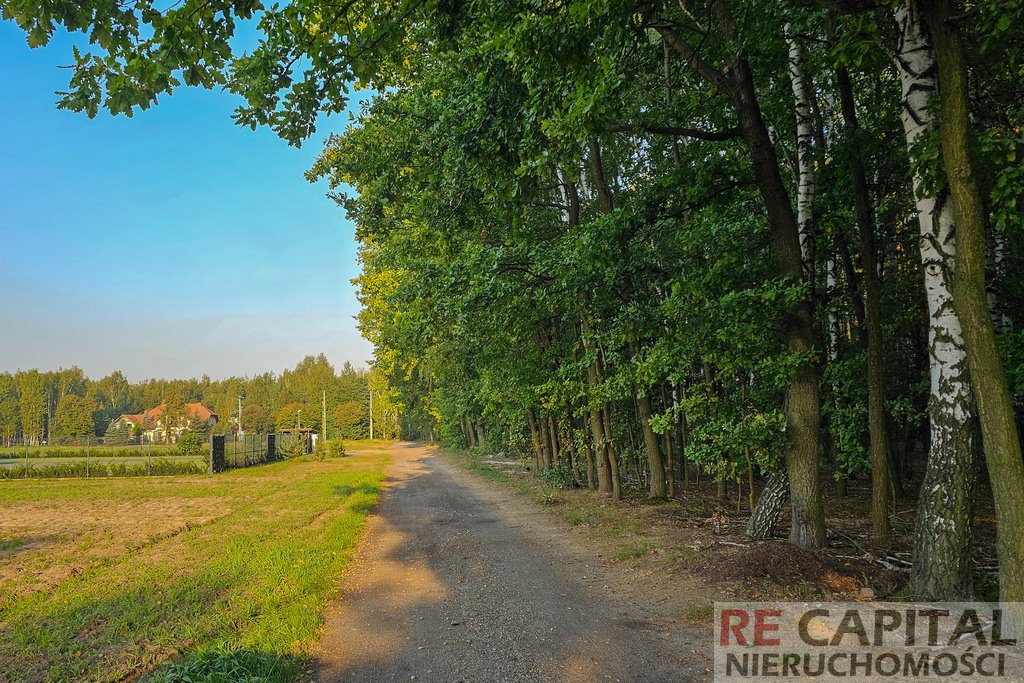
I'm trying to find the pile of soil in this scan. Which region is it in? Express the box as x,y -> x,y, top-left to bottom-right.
696,540 -> 903,597
699,541 -> 831,584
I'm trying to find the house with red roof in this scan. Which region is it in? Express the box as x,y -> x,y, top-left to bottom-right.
112,403 -> 218,444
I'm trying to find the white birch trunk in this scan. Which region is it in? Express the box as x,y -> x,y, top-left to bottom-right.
786,24 -> 815,275
826,256 -> 839,357
894,0 -> 977,599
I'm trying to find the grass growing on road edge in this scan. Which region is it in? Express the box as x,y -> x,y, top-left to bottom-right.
0,449 -> 390,683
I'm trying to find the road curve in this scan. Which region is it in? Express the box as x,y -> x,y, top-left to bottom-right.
311,442 -> 708,683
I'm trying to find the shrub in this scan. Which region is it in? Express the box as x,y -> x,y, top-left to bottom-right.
277,436 -> 307,459
177,432 -> 204,457
541,461 -> 578,489
0,458 -> 206,479
315,439 -> 346,460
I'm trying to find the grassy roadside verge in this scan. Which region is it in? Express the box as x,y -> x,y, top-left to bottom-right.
0,443 -> 392,682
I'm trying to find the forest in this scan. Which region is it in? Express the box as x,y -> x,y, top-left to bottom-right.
0,355 -> 399,444
3,0 -> 1022,605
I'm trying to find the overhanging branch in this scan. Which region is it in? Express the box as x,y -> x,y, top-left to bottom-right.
605,123 -> 740,141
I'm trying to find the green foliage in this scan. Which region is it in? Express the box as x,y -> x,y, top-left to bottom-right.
333,400 -> 368,440
998,331 -> 1024,399
0,375 -> 21,443
240,403 -> 273,434
177,432 -> 204,457
16,370 -> 46,443
822,352 -> 870,479
1,445 -> 176,459
52,394 -> 97,441
7,0 -> 1024,540
0,458 -> 207,479
277,435 -> 307,459
147,648 -> 298,683
0,355 -> 397,448
275,402 -> 308,432
540,461 -> 578,490
314,439 -> 346,461
104,421 -> 134,446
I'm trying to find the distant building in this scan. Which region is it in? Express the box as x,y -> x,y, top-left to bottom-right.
112,403 -> 218,443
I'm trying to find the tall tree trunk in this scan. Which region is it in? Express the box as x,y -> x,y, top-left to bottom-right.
584,437 -> 596,490
602,404 -> 622,500
663,430 -> 676,497
836,67 -> 893,548
527,410 -> 542,470
710,0 -> 825,548
894,1 -> 977,600
537,414 -> 550,469
547,414 -> 560,466
629,340 -> 667,499
924,0 -> 1024,605
580,301 -> 612,493
564,414 -> 578,476
747,471 -> 789,539
590,395 -> 611,492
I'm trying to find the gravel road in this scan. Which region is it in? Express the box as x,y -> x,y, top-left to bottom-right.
311,442 -> 710,683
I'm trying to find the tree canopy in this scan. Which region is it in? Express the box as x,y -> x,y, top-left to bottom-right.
5,0 -> 1024,602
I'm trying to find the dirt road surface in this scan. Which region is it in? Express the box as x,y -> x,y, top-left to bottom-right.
311,442 -> 710,683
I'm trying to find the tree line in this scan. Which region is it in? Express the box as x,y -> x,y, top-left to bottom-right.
0,355 -> 399,444
4,0 -> 1022,602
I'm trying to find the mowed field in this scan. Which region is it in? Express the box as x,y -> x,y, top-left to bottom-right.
0,441 -> 393,683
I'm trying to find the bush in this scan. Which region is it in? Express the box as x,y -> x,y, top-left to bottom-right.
541,461 -> 578,489
277,436 -> 307,459
0,458 -> 207,480
177,432 -> 204,457
0,445 -> 175,459
315,439 -> 346,460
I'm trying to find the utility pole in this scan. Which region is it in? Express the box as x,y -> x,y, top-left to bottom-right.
369,384 -> 374,440
297,409 -> 302,430
322,389 -> 327,442
237,395 -> 243,435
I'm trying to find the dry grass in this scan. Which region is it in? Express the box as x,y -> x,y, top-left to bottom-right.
0,442 -> 394,682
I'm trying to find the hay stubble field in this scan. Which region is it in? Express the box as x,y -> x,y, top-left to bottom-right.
0,442 -> 393,683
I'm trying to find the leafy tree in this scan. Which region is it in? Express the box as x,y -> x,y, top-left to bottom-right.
275,402 -> 308,432
0,373 -> 20,445
160,387 -> 188,443
7,0 -> 1024,602
333,400 -> 367,440
16,370 -> 46,445
51,394 -> 97,442
240,404 -> 273,434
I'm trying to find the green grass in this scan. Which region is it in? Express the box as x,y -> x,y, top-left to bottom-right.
0,537 -> 23,552
0,443 -> 181,458
0,449 -> 391,682
612,540 -> 657,561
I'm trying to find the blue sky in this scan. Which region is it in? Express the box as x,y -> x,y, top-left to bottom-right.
0,21 -> 373,381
